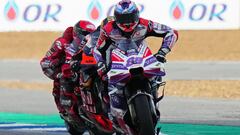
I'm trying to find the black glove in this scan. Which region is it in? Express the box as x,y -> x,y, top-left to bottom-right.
154,48 -> 169,63
70,60 -> 81,72
154,53 -> 166,63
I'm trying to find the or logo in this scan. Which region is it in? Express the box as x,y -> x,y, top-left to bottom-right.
88,0 -> 103,21
169,0 -> 227,22
4,1 -> 62,23
170,0 -> 185,20
4,0 -> 19,21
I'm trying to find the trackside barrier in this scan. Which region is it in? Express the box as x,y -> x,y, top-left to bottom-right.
0,0 -> 239,31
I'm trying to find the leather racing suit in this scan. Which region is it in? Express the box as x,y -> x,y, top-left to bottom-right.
40,27 -> 73,114
93,18 -> 179,133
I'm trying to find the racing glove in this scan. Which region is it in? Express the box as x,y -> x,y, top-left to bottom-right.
154,48 -> 170,63
70,60 -> 81,72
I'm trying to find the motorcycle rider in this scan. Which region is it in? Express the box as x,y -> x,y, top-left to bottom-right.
93,0 -> 178,134
67,17 -> 117,134
60,20 -> 96,132
40,26 -> 73,115
40,20 -> 96,134
71,16 -> 115,110
71,16 -> 115,70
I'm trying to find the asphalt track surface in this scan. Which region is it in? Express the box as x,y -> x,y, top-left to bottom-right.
1,88 -> 240,125
0,60 -> 240,134
0,88 -> 240,135
1,60 -> 240,82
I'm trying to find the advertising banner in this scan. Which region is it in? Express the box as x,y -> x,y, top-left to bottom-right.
0,0 -> 239,31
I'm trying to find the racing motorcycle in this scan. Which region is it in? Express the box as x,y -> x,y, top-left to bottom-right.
107,39 -> 165,135
62,52 -> 122,135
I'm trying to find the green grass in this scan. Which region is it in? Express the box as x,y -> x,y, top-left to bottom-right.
1,112 -> 240,134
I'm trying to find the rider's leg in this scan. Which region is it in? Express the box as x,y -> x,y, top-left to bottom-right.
150,76 -> 163,133
108,85 -> 135,135
60,79 -> 79,118
52,80 -> 66,114
60,78 -> 86,133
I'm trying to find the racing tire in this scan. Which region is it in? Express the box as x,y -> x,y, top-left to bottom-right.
64,120 -> 85,135
134,95 -> 155,135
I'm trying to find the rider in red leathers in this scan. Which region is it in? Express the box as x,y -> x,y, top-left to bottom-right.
59,20 -> 96,120
93,0 -> 178,134
40,20 -> 96,135
62,21 -> 96,81
70,16 -> 115,113
40,26 -> 73,115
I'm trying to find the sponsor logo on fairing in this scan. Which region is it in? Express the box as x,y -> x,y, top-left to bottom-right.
144,56 -> 157,67
126,57 -> 143,67
111,63 -> 127,70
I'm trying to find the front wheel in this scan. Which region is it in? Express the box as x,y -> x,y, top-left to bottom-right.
134,95 -> 155,135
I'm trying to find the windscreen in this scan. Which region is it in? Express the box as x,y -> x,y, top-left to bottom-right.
115,39 -> 139,54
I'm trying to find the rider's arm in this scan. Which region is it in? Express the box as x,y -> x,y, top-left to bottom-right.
71,35 -> 92,62
40,38 -> 65,80
93,27 -> 114,77
144,19 -> 179,55
93,17 -> 115,63
61,42 -> 79,79
93,28 -> 112,63
62,35 -> 90,79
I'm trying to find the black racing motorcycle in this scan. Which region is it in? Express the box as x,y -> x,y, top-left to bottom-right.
62,52 -> 122,135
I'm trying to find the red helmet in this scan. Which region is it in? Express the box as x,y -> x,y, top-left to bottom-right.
73,20 -> 96,39
73,20 -> 96,45
73,20 -> 96,46
114,0 -> 139,32
62,27 -> 73,43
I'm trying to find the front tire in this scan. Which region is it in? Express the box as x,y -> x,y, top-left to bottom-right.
134,95 -> 155,135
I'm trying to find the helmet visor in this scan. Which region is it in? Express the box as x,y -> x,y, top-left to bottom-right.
75,28 -> 91,36
115,12 -> 139,24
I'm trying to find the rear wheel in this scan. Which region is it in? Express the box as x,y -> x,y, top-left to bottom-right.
64,120 -> 85,135
134,95 -> 155,135
88,128 -> 113,135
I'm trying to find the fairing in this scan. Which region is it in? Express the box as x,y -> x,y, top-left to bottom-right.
107,39 -> 165,85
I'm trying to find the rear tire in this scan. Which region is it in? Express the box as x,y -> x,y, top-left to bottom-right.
134,95 -> 155,135
88,128 -> 113,135
64,120 -> 85,135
